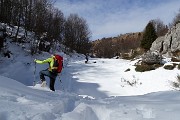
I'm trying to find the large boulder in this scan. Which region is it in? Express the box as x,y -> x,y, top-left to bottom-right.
142,51 -> 162,65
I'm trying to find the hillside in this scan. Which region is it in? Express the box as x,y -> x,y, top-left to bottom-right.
92,32 -> 143,58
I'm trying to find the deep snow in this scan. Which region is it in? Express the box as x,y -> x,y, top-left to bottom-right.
0,38 -> 180,119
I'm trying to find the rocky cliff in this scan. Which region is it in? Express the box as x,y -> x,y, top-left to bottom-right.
150,23 -> 180,55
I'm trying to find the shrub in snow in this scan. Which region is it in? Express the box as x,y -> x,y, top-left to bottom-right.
172,75 -> 180,90
121,76 -> 142,87
121,53 -> 131,60
171,57 -> 180,62
178,64 -> 180,70
135,64 -> 155,72
163,64 -> 176,70
135,62 -> 162,72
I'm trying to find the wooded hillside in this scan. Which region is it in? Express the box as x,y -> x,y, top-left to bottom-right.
92,32 -> 143,58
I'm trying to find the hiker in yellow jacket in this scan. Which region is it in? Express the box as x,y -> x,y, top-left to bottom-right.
34,55 -> 58,91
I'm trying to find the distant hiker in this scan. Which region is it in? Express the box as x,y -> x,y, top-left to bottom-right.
34,54 -> 63,91
85,53 -> 89,63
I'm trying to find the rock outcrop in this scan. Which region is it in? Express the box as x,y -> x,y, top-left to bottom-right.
150,23 -> 180,55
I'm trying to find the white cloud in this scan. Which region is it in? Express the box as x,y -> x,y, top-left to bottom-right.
54,0 -> 180,40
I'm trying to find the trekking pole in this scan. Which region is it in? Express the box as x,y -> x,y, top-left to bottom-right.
33,62 -> 36,86
58,75 -> 64,91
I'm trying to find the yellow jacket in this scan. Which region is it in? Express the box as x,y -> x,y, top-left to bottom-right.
35,56 -> 57,72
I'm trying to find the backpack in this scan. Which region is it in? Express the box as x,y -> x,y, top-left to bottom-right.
52,54 -> 63,73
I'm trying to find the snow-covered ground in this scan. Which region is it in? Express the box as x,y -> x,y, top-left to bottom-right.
0,41 -> 180,119
66,58 -> 179,97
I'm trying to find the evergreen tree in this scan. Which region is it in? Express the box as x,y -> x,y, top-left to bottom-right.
141,22 -> 157,50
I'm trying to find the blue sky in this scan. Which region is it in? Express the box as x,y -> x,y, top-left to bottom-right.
54,0 -> 180,40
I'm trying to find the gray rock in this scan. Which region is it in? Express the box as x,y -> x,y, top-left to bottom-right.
142,51 -> 162,64
150,23 -> 180,54
150,36 -> 164,52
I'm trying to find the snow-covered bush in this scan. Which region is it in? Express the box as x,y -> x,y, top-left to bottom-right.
172,75 -> 180,90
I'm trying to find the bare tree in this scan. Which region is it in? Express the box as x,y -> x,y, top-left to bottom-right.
64,14 -> 91,54
170,8 -> 180,27
46,8 -> 65,42
150,19 -> 168,37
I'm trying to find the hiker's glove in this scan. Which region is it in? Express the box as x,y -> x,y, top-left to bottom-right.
34,59 -> 42,63
34,59 -> 37,62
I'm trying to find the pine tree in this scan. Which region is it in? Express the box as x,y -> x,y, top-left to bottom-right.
141,22 -> 157,50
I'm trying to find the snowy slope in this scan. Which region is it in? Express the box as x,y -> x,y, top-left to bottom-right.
1,37 -> 180,119
1,75 -> 180,120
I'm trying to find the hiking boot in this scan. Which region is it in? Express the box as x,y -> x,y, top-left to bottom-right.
41,81 -> 47,87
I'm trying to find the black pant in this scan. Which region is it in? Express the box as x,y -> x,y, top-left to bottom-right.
49,77 -> 55,91
39,69 -> 57,91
